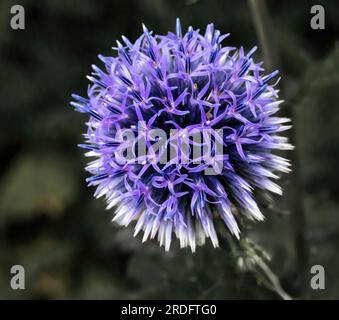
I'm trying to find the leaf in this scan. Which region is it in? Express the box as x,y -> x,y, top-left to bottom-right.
0,153 -> 77,222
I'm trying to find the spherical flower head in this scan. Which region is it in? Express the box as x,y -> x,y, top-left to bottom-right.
71,19 -> 292,252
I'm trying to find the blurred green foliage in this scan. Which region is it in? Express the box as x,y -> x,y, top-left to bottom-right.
0,0 -> 339,299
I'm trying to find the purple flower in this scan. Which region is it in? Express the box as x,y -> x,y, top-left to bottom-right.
71,19 -> 292,252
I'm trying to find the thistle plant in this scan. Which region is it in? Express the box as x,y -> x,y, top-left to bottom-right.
71,19 -> 292,253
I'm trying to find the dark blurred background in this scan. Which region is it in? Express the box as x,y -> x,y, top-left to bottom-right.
0,0 -> 338,299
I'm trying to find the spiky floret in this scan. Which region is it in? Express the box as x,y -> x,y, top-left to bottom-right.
71,19 -> 292,252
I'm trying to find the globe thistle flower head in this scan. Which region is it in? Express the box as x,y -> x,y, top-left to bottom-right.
71,19 -> 292,252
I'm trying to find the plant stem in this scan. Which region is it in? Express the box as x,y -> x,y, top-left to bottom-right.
248,0 -> 309,291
